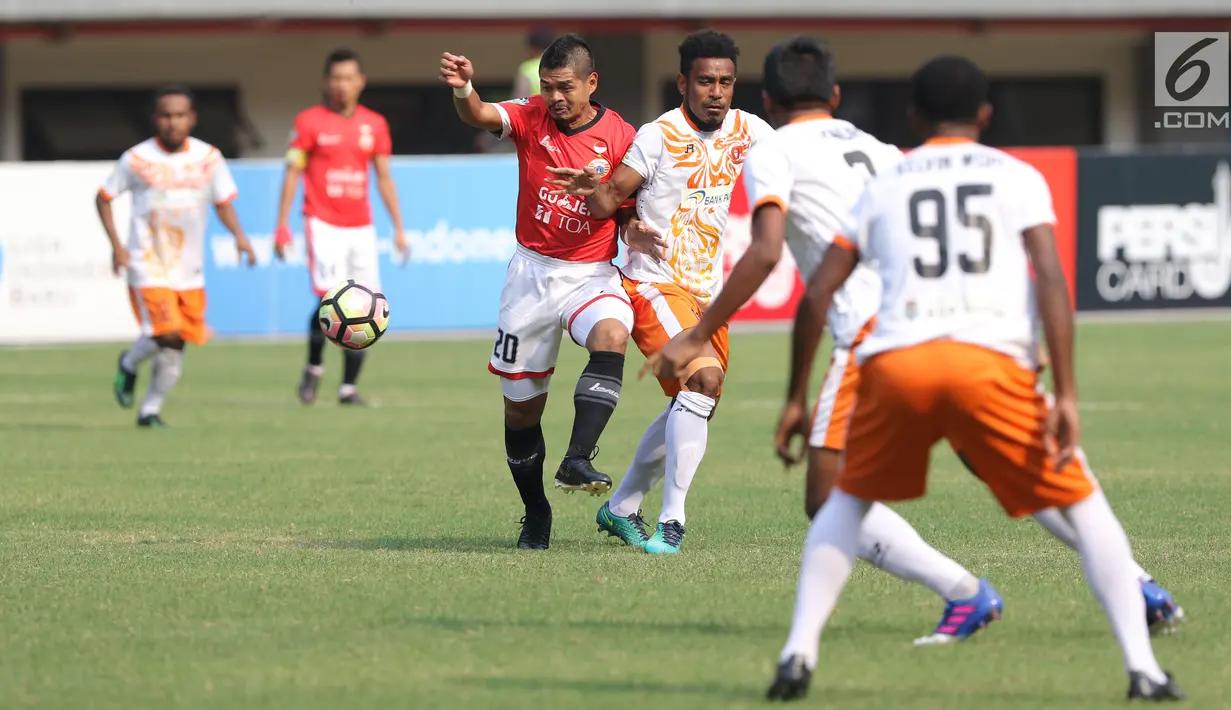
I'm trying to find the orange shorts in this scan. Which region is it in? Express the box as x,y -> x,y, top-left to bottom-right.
128,287 -> 210,345
623,277 -> 729,397
808,319 -> 875,451
837,340 -> 1096,518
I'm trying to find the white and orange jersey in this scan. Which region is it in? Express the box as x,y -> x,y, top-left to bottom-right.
99,137 -> 238,290
743,114 -> 902,348
621,107 -> 775,304
839,137 -> 1056,369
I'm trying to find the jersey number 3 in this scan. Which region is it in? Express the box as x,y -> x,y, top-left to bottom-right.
908,184 -> 993,279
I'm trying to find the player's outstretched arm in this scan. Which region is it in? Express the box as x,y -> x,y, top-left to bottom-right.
373,154 -> 409,262
273,161 -> 302,261
545,163 -> 643,220
704,201 -> 786,336
441,52 -> 503,133
772,241 -> 856,466
95,192 -> 127,276
1023,224 -> 1080,465
788,241 -> 858,407
215,201 -> 255,267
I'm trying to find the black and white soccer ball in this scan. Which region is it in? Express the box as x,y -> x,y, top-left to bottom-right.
317,280 -> 390,350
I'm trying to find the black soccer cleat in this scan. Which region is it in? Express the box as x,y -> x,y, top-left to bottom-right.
338,392 -> 368,406
517,508 -> 552,550
297,369 -> 321,405
553,453 -> 613,496
766,655 -> 812,702
1127,671 -> 1185,701
137,413 -> 167,429
114,353 -> 137,409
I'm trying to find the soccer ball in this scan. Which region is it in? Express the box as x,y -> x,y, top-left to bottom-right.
318,280 -> 390,350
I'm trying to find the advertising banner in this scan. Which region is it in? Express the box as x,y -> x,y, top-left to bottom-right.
1075,149 -> 1231,311
203,155 -> 520,336
0,163 -> 140,345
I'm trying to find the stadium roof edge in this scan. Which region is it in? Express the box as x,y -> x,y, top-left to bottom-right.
2,0 -> 1231,22
2,16 -> 1230,41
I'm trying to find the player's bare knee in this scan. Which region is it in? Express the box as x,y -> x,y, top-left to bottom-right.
684,367 -> 723,399
504,395 -> 546,430
586,319 -> 629,354
804,448 -> 841,519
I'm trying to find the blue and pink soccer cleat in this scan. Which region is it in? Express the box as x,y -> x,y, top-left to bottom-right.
1142,578 -> 1185,636
914,578 -> 1004,646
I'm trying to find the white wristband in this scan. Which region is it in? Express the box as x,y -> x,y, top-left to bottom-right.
453,81 -> 473,98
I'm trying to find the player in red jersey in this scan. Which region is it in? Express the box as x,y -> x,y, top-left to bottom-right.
441,35 -> 643,550
274,48 -> 409,407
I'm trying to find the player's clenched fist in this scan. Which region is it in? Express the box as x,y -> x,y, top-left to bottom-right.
440,52 -> 475,88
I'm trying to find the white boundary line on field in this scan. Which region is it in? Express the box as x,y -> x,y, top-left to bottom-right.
3,308 -> 1230,351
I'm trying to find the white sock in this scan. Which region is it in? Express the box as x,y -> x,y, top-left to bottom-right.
1033,507 -> 1152,582
609,405 -> 670,517
140,347 -> 183,417
339,383 -> 357,398
305,364 -> 324,377
660,391 -> 714,525
1061,491 -> 1167,682
780,489 -> 871,668
121,335 -> 159,372
859,503 -> 981,601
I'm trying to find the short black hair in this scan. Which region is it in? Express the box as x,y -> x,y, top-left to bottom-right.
324,47 -> 363,76
910,55 -> 988,124
678,29 -> 739,77
763,36 -> 836,108
539,33 -> 595,77
153,84 -> 195,110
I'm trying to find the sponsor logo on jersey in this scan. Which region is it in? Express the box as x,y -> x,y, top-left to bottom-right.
586,157 -> 611,177
1095,160 -> 1231,302
318,133 -> 342,146
358,124 -> 375,152
539,135 -> 559,153
679,183 -> 737,210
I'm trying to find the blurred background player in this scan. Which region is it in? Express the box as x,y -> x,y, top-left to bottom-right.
274,48 -> 409,407
756,55 -> 1183,701
440,35 -> 639,550
548,30 -> 775,555
101,85 -> 256,428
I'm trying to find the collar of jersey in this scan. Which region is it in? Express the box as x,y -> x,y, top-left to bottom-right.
680,103 -> 724,133
787,112 -> 834,124
154,137 -> 190,154
922,136 -> 975,145
557,102 -> 607,137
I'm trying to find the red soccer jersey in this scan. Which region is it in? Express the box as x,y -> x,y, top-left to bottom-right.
494,96 -> 636,262
288,104 -> 392,228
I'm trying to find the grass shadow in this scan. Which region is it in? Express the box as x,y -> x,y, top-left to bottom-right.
304,536 -> 519,554
457,674 -> 1109,706
455,675 -> 763,701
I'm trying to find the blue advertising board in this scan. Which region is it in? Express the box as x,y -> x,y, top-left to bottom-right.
202,155 -> 522,336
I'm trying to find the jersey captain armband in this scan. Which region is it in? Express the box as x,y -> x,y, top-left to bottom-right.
285,148 -> 307,169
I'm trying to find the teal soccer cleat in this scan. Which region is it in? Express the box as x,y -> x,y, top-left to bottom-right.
596,502 -> 650,549
644,520 -> 685,555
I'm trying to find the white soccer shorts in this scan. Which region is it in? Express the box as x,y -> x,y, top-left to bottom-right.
489,245 -> 634,402
305,216 -> 381,295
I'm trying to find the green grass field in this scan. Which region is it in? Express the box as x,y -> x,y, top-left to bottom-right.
1,322 -> 1228,709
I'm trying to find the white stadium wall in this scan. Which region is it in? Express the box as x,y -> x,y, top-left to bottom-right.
2,27 -> 1147,160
